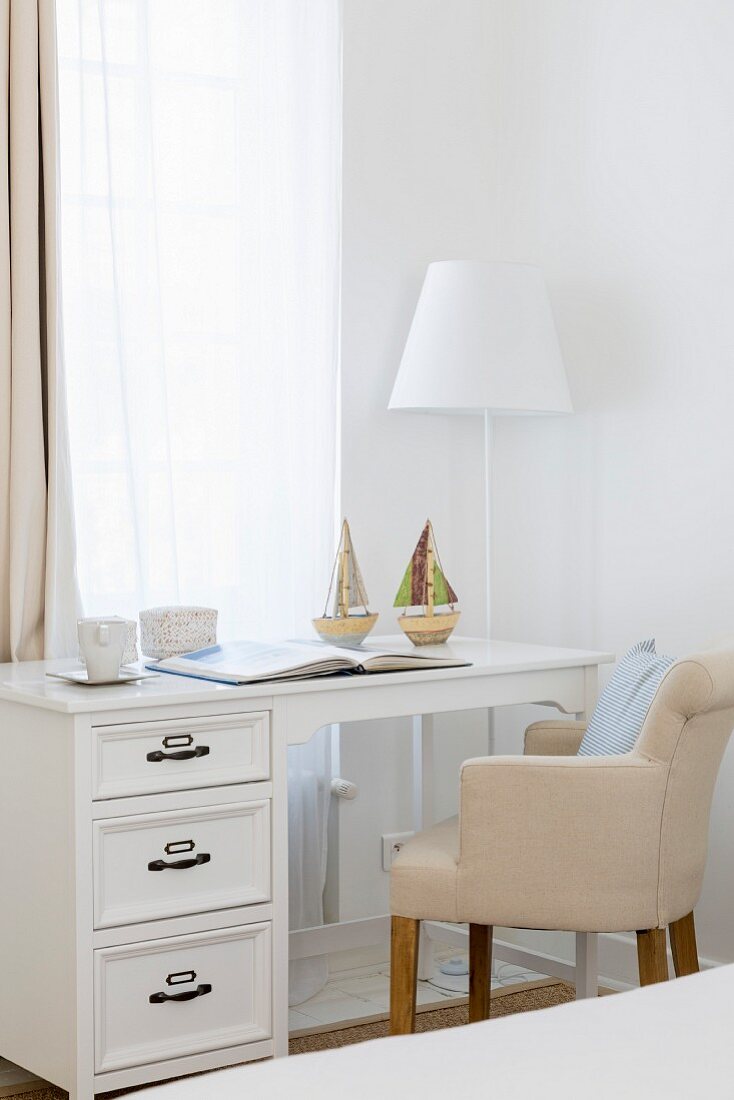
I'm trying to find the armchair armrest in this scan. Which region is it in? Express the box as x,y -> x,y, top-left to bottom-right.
457,754 -> 669,931
524,720 -> 587,756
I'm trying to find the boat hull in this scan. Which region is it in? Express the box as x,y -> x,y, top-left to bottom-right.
398,609 -> 460,646
312,612 -> 379,646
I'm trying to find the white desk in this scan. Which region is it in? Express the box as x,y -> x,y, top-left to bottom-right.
0,636 -> 611,1099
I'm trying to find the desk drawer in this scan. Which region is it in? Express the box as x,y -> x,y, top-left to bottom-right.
94,800 -> 270,928
93,713 -> 269,799
94,923 -> 271,1072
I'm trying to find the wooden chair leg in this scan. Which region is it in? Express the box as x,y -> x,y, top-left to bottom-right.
469,924 -> 493,1022
637,928 -> 669,986
669,912 -> 699,977
390,916 -> 420,1035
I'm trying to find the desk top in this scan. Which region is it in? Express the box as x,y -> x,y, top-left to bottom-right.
0,636 -> 614,715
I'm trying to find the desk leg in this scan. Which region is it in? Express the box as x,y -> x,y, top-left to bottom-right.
575,667 -> 600,1000
417,924 -> 435,981
575,933 -> 598,999
272,699 -> 291,1057
412,716 -> 435,981
578,665 -> 599,723
412,715 -> 434,832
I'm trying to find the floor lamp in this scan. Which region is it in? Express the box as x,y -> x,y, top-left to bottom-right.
388,260 -> 573,752
389,260 -> 573,985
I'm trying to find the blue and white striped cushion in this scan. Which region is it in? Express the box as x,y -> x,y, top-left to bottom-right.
577,639 -> 674,757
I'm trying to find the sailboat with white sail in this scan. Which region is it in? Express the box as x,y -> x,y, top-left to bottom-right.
312,519 -> 379,645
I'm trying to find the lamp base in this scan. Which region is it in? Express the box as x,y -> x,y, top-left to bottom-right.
397,609 -> 460,646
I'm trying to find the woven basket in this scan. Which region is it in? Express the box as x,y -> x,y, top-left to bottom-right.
139,606 -> 217,660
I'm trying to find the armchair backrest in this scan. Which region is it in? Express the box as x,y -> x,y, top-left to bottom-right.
635,648 -> 734,922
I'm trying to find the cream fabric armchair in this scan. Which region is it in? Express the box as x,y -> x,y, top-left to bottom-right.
390,649 -> 734,1034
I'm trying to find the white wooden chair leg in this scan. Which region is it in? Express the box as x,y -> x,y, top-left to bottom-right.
575,932 -> 598,999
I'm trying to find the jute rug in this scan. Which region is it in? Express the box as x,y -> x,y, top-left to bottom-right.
10,980 -> 575,1099
290,978 -> 575,1054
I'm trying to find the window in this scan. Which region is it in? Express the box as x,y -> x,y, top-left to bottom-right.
57,0 -> 341,639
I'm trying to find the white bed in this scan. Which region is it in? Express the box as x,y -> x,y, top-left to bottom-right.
142,967 -> 733,1099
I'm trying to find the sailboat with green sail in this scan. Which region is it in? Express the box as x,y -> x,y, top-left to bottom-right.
313,519 -> 379,646
394,519 -> 460,646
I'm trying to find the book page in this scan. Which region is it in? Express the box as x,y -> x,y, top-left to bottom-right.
294,640 -> 469,670
159,639 -> 365,679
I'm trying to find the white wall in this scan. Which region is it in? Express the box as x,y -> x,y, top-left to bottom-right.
339,0 -> 734,977
338,0 -> 496,921
491,0 -> 734,969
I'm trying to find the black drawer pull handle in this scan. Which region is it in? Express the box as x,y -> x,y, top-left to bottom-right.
148,853 -> 211,872
146,745 -> 210,763
149,983 -> 212,1004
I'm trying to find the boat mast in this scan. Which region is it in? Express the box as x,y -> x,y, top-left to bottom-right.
425,521 -> 434,615
339,521 -> 350,618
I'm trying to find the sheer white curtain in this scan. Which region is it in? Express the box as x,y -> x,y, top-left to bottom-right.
57,0 -> 341,1004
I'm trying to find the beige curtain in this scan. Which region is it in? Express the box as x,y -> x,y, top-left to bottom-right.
0,0 -> 78,662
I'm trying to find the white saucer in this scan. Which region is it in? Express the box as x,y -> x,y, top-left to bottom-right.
46,668 -> 159,687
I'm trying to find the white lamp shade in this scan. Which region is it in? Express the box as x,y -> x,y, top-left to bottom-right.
389,260 -> 572,415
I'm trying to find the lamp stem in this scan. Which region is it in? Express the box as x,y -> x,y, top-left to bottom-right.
484,409 -> 492,636
484,409 -> 495,755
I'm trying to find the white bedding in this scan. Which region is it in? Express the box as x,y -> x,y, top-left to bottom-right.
142,966 -> 734,1099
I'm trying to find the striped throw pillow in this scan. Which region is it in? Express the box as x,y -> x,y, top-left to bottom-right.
577,639 -> 674,757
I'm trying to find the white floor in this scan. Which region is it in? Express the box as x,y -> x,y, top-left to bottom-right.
289,952 -> 547,1033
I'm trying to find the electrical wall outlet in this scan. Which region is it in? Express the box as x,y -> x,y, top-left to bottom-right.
381,831 -> 414,871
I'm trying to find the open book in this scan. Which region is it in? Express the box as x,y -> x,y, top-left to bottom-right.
148,639 -> 470,685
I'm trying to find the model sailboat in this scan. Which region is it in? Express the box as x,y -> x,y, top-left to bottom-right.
394,519 -> 460,646
313,519 -> 379,646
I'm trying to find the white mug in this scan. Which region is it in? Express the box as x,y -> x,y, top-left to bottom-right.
77,617 -> 127,683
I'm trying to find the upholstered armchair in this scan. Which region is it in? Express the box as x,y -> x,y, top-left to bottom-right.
389,649 -> 734,1033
